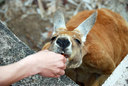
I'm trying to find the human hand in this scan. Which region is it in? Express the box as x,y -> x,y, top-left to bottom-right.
27,50 -> 66,78
0,50 -> 66,86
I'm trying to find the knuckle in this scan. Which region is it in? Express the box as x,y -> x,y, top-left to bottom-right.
63,64 -> 66,69
61,70 -> 65,75
59,63 -> 65,68
56,62 -> 64,67
61,57 -> 66,63
59,55 -> 64,59
58,62 -> 66,69
55,75 -> 60,78
50,73 -> 56,77
60,63 -> 65,67
56,69 -> 61,73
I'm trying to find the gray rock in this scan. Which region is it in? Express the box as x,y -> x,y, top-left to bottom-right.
0,20 -> 78,86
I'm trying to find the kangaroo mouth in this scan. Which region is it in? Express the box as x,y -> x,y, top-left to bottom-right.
61,53 -> 70,58
50,47 -> 71,58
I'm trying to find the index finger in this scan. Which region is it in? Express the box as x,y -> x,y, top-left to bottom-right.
61,55 -> 67,63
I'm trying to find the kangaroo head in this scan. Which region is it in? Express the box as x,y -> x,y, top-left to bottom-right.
48,10 -> 97,68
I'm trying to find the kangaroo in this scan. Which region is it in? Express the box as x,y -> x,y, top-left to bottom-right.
42,8 -> 128,86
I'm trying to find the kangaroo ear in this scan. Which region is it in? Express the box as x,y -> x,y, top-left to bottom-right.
53,9 -> 66,35
75,11 -> 97,42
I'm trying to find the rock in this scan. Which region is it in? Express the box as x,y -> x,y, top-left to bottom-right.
0,20 -> 78,86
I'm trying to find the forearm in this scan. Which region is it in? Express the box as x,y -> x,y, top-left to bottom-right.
0,55 -> 37,86
0,50 -> 66,86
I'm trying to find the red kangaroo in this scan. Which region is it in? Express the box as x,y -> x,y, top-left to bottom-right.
42,8 -> 128,86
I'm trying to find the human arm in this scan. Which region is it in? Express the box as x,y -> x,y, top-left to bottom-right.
0,50 -> 66,86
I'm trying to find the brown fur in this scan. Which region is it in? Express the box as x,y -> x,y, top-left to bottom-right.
43,8 -> 128,86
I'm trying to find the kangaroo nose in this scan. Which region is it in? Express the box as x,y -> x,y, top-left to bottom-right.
56,38 -> 70,50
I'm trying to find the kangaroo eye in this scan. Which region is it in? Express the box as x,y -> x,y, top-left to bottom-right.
51,36 -> 57,41
74,39 -> 81,44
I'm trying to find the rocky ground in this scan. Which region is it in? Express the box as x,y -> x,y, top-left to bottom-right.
0,0 -> 128,51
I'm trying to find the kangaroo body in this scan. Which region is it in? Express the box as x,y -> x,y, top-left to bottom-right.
43,8 -> 128,86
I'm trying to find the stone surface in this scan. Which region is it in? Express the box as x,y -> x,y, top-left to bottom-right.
102,55 -> 128,86
0,20 -> 78,86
